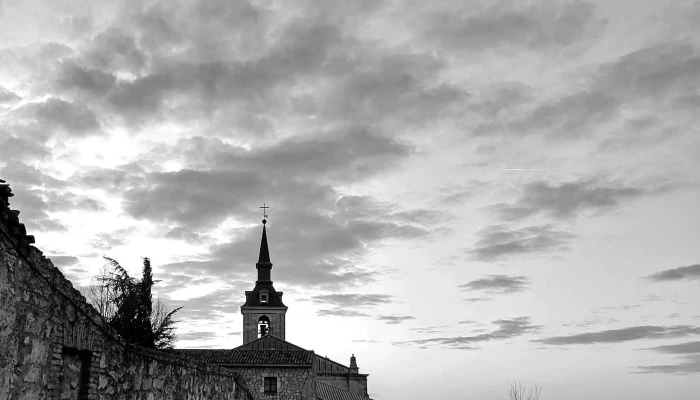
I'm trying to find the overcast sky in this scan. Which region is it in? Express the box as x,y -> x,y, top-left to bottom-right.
2,0 -> 700,399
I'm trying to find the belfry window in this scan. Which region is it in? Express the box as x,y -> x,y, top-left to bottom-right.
258,315 -> 270,338
260,290 -> 269,303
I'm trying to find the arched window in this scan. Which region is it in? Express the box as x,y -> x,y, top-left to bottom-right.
260,289 -> 269,304
258,315 -> 270,338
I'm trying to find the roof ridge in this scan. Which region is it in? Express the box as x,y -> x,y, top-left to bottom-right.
177,349 -> 311,352
173,348 -> 313,366
231,334 -> 308,351
315,354 -> 350,369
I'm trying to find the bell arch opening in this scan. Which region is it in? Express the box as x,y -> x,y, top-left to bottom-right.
258,315 -> 270,338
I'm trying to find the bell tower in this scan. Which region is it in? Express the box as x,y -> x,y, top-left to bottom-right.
240,209 -> 288,344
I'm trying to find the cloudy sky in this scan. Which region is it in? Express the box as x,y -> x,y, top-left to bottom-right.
2,0 -> 700,398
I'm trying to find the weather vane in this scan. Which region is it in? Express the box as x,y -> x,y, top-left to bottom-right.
260,203 -> 270,224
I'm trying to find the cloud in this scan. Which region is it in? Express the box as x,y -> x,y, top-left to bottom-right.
87,10 -> 355,125
467,224 -> 575,262
597,114 -> 677,151
55,60 -> 117,96
600,305 -> 641,312
0,42 -> 75,85
563,314 -> 620,329
176,332 -> 219,342
191,208 -> 417,286
389,209 -> 450,226
515,92 -> 619,139
334,197 -> 449,227
394,317 -> 540,350
317,309 -> 371,318
0,164 -> 50,189
164,227 -> 210,244
411,326 -> 448,334
49,255 -> 80,268
0,171 -> 110,236
123,169 -> 333,228
309,294 -> 394,308
421,1 -> 604,51
377,316 -> 415,325
156,272 -> 221,295
459,275 -> 530,294
124,135 -> 434,288
475,91 -> 620,139
645,264 -> 700,282
347,220 -> 428,241
22,0 -> 468,138
596,42 -> 700,101
462,297 -> 491,303
491,179 -> 647,221
16,98 -> 101,136
535,325 -> 700,345
638,339 -> 700,374
122,129 -> 412,229
646,341 -> 700,354
205,128 -> 411,183
84,27 -> 147,75
635,355 -> 700,375
162,255 -> 377,289
166,288 -> 243,323
40,190 -> 106,213
33,219 -> 69,232
305,51 -> 468,126
0,176 -> 86,233
0,129 -> 51,162
88,228 -> 136,251
0,86 -> 20,104
430,184 -> 479,207
71,165 -> 144,191
335,195 -> 392,220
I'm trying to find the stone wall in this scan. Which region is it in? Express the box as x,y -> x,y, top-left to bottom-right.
225,367 -> 314,400
0,180 -> 252,400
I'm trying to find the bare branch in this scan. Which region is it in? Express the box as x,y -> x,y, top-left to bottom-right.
81,265 -> 117,319
507,380 -> 541,400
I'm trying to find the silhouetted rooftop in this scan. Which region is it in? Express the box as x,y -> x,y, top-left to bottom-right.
173,349 -> 313,366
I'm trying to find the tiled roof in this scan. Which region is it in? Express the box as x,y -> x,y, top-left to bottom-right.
173,349 -> 313,366
233,335 -> 307,351
316,382 -> 371,400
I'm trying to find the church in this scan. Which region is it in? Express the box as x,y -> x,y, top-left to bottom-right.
176,217 -> 372,400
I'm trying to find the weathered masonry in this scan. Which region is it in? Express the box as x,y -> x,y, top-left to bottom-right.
0,180 -> 252,400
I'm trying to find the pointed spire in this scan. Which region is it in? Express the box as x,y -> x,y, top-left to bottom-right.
350,354 -> 359,374
258,222 -> 271,264
256,219 -> 273,283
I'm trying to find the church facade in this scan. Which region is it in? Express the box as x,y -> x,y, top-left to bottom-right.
177,220 -> 371,400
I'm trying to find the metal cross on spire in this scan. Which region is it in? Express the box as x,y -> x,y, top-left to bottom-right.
260,203 -> 270,224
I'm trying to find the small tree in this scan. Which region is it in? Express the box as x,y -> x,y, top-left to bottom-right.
86,257 -> 182,349
506,380 -> 541,400
152,297 -> 180,349
83,265 -> 117,319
